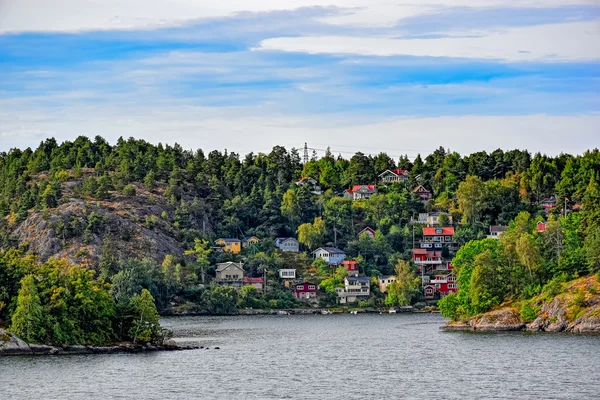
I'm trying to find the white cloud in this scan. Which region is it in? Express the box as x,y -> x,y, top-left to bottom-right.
1,0 -> 598,33
256,20 -> 600,61
0,98 -> 598,156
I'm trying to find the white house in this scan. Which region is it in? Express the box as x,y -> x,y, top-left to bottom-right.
279,269 -> 296,279
336,276 -> 371,304
378,169 -> 409,183
275,237 -> 300,252
311,247 -> 345,265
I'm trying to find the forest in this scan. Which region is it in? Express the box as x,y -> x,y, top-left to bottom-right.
0,136 -> 599,344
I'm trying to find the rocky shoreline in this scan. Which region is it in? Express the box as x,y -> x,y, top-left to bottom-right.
0,329 -> 200,357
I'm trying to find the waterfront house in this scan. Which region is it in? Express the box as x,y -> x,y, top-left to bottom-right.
422,274 -> 457,298
412,184 -> 432,202
358,227 -> 376,239
336,276 -> 371,304
342,260 -> 359,277
487,225 -> 507,239
295,177 -> 322,195
293,282 -> 318,301
275,237 -> 300,252
215,262 -> 245,289
215,238 -> 242,254
279,269 -> 296,280
312,247 -> 345,265
378,275 -> 397,293
344,185 -> 377,201
378,169 -> 409,183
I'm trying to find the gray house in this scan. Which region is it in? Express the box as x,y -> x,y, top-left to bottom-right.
215,262 -> 245,290
336,276 -> 371,304
275,237 -> 300,252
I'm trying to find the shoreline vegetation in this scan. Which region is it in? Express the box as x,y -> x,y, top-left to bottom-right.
1,137 -> 599,352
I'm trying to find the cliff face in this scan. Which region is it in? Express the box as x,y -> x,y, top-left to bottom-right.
442,275 -> 600,333
3,180 -> 193,267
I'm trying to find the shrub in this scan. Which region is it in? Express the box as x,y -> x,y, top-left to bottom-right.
520,301 -> 537,323
122,184 -> 136,197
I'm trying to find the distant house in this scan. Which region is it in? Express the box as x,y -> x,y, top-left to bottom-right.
378,169 -> 409,183
358,227 -> 376,239
412,249 -> 445,274
215,262 -> 245,289
420,227 -> 458,253
296,177 -> 322,195
411,212 -> 452,226
537,221 -> 547,233
275,237 -> 300,252
540,195 -> 557,210
378,275 -> 397,293
342,260 -> 359,277
336,276 -> 370,304
412,184 -> 432,202
279,269 -> 296,279
312,247 -> 345,265
215,238 -> 242,254
242,236 -> 260,248
487,225 -> 507,239
344,185 -> 377,201
422,274 -> 457,298
294,282 -> 318,301
243,277 -> 264,291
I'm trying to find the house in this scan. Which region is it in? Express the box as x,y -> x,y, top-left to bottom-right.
275,237 -> 300,252
422,274 -> 457,298
215,262 -> 245,289
540,195 -> 557,213
294,282 -> 318,301
296,177 -> 322,195
215,238 -> 242,254
487,225 -> 507,239
336,276 -> 371,304
344,185 -> 377,201
537,221 -> 547,233
279,269 -> 296,279
242,236 -> 260,248
342,260 -> 359,277
243,277 -> 264,291
412,249 -> 445,274
358,227 -> 376,239
420,227 -> 458,252
412,184 -> 432,202
411,212 -> 453,226
378,275 -> 397,293
312,247 -> 345,265
378,169 -> 409,183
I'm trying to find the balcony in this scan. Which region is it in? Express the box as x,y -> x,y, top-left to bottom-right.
413,259 -> 443,265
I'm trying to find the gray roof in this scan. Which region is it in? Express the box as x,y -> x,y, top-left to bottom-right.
216,262 -> 244,272
489,225 -> 507,233
312,247 -> 344,254
217,238 -> 241,243
347,276 -> 371,283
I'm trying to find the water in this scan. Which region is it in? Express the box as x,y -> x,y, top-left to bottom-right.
1,314 -> 599,400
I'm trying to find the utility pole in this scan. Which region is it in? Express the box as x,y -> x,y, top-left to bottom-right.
303,142 -> 309,164
333,227 -> 337,247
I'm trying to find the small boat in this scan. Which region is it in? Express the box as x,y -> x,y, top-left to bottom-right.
321,310 -> 333,315
350,310 -> 358,315
389,309 -> 397,314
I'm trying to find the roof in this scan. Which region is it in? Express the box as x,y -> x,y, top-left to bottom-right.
243,277 -> 263,284
312,247 -> 345,254
359,227 -> 376,235
489,225 -> 507,233
351,184 -> 376,192
294,281 -> 317,290
412,249 -> 428,255
296,176 -> 317,184
378,275 -> 395,280
423,227 -> 455,235
347,276 -> 370,283
216,262 -> 244,272
342,260 -> 358,265
378,169 -> 408,177
216,238 -> 241,243
412,184 -> 430,193
276,237 -> 298,243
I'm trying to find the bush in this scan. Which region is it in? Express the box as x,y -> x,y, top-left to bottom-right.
520,301 -> 537,323
122,184 -> 136,197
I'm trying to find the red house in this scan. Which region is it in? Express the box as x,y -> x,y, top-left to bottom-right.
537,221 -> 547,233
344,185 -> 377,201
243,277 -> 264,291
423,274 -> 457,298
358,227 -> 376,238
412,184 -> 432,202
293,282 -> 317,300
342,260 -> 359,277
412,249 -> 444,274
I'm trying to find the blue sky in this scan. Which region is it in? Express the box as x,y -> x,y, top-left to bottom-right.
1,1 -> 599,157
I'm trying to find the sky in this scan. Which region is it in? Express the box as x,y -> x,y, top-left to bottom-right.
1,1 -> 599,158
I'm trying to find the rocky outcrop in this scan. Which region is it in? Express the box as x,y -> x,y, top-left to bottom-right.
0,328 -> 197,356
441,308 -> 525,332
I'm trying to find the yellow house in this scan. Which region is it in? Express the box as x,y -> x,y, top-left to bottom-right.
242,236 -> 260,248
215,238 -> 242,254
378,275 -> 397,293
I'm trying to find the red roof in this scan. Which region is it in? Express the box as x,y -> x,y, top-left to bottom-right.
359,227 -> 376,235
342,260 -> 358,265
423,227 -> 455,235
351,185 -> 376,192
243,277 -> 263,284
412,249 -> 428,255
391,169 -> 408,176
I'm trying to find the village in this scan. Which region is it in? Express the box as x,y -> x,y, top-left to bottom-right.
206,168 -> 561,310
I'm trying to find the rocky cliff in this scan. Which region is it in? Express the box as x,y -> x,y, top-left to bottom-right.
442,275 -> 600,333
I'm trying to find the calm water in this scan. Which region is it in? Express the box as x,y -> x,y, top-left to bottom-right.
1,314 -> 599,399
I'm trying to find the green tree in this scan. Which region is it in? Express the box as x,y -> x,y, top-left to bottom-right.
184,238 -> 212,283
385,260 -> 419,307
202,286 -> 238,314
129,289 -> 162,344
297,217 -> 326,250
9,275 -> 46,343
457,175 -> 485,225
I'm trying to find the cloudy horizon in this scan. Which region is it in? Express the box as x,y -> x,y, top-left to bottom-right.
1,1 -> 599,157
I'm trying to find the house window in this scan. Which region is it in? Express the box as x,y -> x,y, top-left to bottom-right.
308,285 -> 316,290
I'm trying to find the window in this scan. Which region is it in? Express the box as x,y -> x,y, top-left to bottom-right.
308,285 -> 316,290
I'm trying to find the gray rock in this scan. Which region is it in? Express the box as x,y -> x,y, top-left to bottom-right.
0,329 -> 32,355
